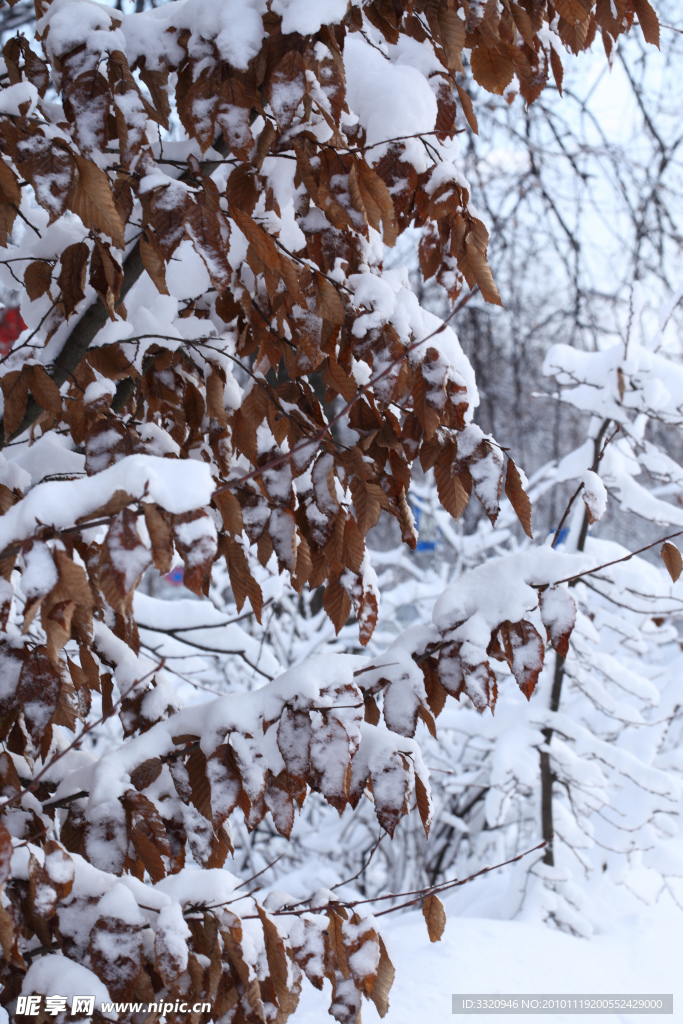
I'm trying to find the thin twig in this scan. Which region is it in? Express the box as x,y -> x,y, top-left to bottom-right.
537,528 -> 683,589
551,420 -> 620,548
240,839 -> 548,920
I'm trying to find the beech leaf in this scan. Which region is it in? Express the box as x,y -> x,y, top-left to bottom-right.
661,541 -> 682,583
505,457 -> 533,538
422,893 -> 446,942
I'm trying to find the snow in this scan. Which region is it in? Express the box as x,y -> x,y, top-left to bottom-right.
272,0 -> 347,35
344,34 -> 438,156
19,541 -> 58,601
165,240 -> 211,300
155,866 -> 242,908
294,894 -> 682,1024
134,594 -> 280,678
432,550 -> 587,637
120,0 -> 268,70
0,454 -> 215,553
40,0 -> 125,62
347,268 -> 478,413
0,82 -> 39,118
22,956 -> 111,1009
582,470 -> 607,522
96,882 -> 147,926
155,902 -> 191,972
10,432 -> 84,489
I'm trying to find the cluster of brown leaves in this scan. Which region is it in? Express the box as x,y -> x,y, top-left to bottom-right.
0,0 -> 652,647
0,813 -> 394,1024
0,0 -> 658,1019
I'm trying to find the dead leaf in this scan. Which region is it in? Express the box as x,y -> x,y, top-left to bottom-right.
632,0 -> 660,46
505,457 -> 533,538
70,155 -> 125,249
661,541 -> 682,583
58,241 -> 89,319
470,44 -> 515,95
24,260 -> 53,301
422,893 -> 446,942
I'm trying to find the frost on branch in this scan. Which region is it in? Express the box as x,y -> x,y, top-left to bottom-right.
0,0 -> 656,1018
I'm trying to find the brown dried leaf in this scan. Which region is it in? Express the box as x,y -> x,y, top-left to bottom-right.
0,159 -> 21,247
140,232 -> 169,294
17,647 -> 62,744
456,83 -> 478,134
101,509 -> 152,610
555,0 -> 592,23
550,46 -> 564,95
0,904 -> 16,964
29,851 -> 57,918
323,578 -> 351,634
505,457 -> 533,538
470,44 -> 515,95
316,274 -> 346,325
632,0 -> 660,46
185,194 -> 231,292
661,541 -> 682,583
369,935 -> 395,1018
70,155 -> 125,250
490,619 -> 544,699
414,771 -> 432,838
422,893 -> 446,942
327,908 -> 351,979
439,4 -> 465,71
434,450 -> 470,521
155,911 -> 187,985
206,369 -> 228,428
143,503 -> 174,575
229,205 -> 280,268
131,757 -> 163,791
225,164 -> 259,212
1,369 -> 29,439
90,915 -> 143,1001
224,536 -> 263,619
257,904 -> 292,1007
26,364 -> 62,415
173,509 -> 217,597
43,840 -> 75,899
90,238 -> 123,319
122,789 -> 171,883
58,241 -> 89,319
0,820 -> 12,884
356,161 -> 398,246
459,218 -> 502,305
24,260 -> 53,301
277,706 -> 312,782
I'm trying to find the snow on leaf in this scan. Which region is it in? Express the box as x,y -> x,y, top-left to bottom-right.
154,903 -> 190,985
89,889 -> 144,1000
540,586 -> 577,659
489,620 -> 545,700
582,470 -> 607,524
173,510 -> 218,596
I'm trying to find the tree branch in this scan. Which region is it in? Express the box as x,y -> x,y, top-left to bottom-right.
0,136 -> 231,446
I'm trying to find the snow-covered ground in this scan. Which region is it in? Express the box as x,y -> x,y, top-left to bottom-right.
296,891 -> 682,1024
